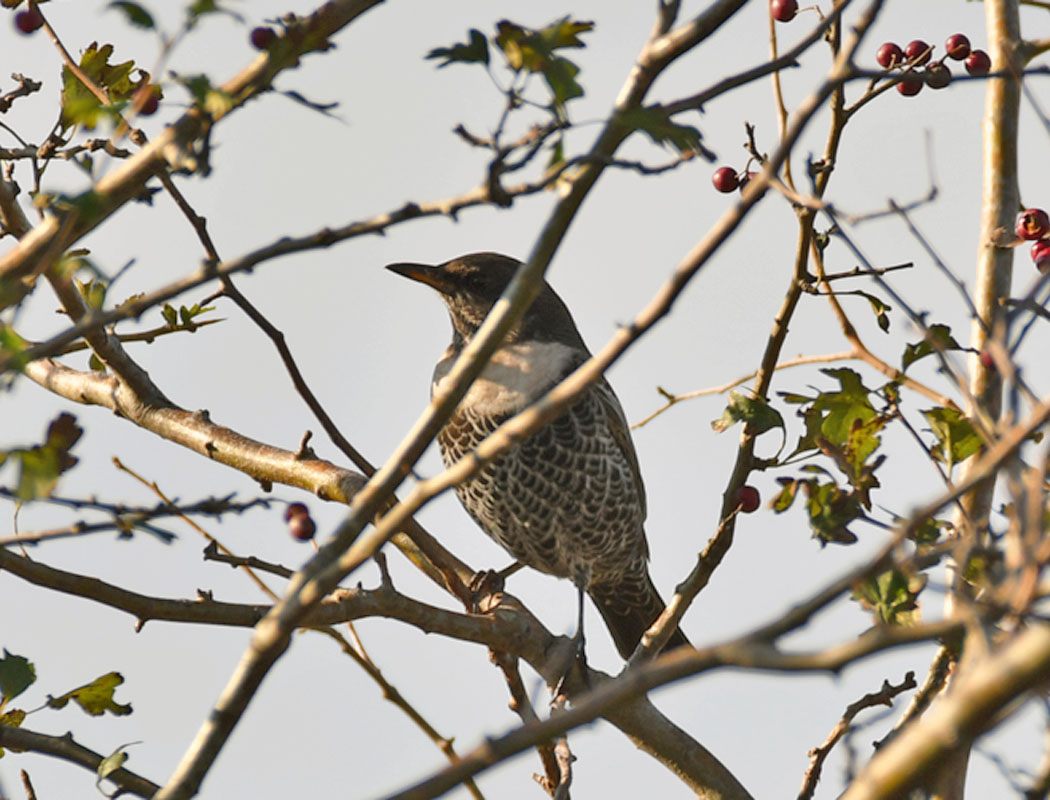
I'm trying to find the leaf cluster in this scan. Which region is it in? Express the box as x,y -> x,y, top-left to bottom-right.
0,651 -> 132,759
427,17 -> 594,115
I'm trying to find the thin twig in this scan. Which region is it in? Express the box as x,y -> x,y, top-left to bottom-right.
797,671 -> 917,800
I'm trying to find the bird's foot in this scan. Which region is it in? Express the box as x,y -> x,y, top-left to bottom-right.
468,569 -> 505,614
553,631 -> 590,698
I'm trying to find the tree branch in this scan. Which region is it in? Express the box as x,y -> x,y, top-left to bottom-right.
0,725 -> 160,798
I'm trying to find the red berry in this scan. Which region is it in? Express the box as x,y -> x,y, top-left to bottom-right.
14,7 -> 44,34
924,63 -> 952,90
712,166 -> 739,193
250,26 -> 278,50
904,39 -> 932,65
945,33 -> 971,61
284,501 -> 309,522
965,50 -> 991,75
876,42 -> 903,68
770,0 -> 798,22
288,514 -> 317,542
737,485 -> 761,514
139,92 -> 160,116
1032,240 -> 1050,274
897,72 -> 923,97
978,350 -> 995,371
1015,208 -> 1049,241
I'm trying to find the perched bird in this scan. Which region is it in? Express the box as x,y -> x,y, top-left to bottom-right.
387,252 -> 688,659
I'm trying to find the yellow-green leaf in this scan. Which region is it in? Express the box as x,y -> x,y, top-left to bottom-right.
47,671 -> 132,717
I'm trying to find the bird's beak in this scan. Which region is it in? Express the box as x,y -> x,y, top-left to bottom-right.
385,262 -> 452,294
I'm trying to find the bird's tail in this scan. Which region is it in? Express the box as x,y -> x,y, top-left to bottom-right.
589,576 -> 690,660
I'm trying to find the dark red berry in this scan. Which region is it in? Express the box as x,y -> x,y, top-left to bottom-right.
924,63 -> 952,90
897,72 -> 923,97
945,33 -> 971,61
139,92 -> 160,116
1032,240 -> 1050,274
288,514 -> 316,542
284,501 -> 309,522
250,26 -> 278,50
14,7 -> 44,34
1015,208 -> 1049,241
904,39 -> 932,65
712,167 -> 739,193
770,0 -> 798,22
978,350 -> 995,371
737,485 -> 761,514
965,49 -> 991,75
876,42 -> 903,69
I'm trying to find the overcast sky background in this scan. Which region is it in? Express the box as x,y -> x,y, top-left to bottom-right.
2,0 -> 1049,797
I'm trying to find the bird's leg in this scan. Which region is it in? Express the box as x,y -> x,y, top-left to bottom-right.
468,562 -> 521,613
554,580 -> 591,697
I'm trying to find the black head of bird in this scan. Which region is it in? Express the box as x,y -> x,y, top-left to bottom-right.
386,252 -> 586,349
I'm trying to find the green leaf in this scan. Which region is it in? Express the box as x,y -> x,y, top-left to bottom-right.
0,326 -> 28,372
426,28 -> 489,68
865,293 -> 891,332
161,304 -> 178,327
547,137 -> 565,171
98,747 -> 128,779
803,480 -> 861,545
185,0 -> 242,26
47,672 -> 132,717
619,106 -> 704,155
177,303 -> 215,326
542,56 -> 584,111
172,73 -> 230,117
75,277 -> 108,310
771,478 -> 799,512
711,391 -> 785,437
88,353 -> 107,373
107,1 -> 155,29
912,516 -> 950,545
922,406 -> 982,467
0,708 -> 26,758
60,42 -> 149,130
535,16 -> 594,50
492,18 -> 593,113
0,651 -> 36,703
853,568 -> 925,625
811,368 -> 876,446
901,324 -> 963,372
3,413 -> 84,501
784,405 -> 825,460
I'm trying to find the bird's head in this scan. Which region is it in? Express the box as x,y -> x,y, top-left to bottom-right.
386,252 -> 585,348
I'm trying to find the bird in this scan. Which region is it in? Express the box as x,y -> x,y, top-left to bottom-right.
387,252 -> 689,659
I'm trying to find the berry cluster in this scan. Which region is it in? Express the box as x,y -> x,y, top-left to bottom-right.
284,502 -> 317,542
874,34 -> 990,97
1017,208 -> 1050,273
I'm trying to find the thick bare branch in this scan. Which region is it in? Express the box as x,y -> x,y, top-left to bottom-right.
23,358 -> 366,502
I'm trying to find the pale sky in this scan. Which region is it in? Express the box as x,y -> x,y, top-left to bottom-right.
2,1 -> 1049,798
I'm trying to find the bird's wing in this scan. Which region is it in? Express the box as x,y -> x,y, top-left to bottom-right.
593,377 -> 648,521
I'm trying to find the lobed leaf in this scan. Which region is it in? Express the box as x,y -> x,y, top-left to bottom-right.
47,671 -> 132,717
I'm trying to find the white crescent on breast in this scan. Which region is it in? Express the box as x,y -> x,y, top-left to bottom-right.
432,341 -> 580,416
